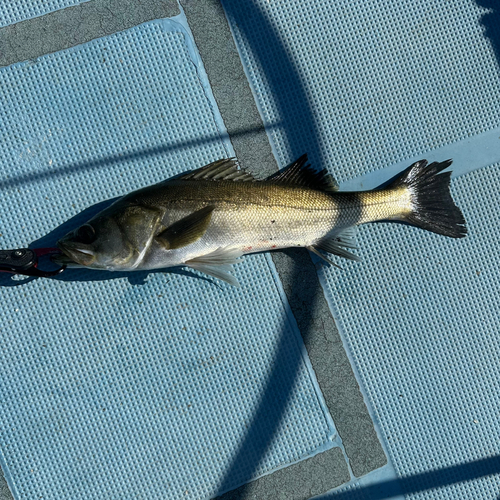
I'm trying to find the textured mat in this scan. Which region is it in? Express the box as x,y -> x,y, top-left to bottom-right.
225,0 -> 500,181
0,20 -> 335,499
0,0 -> 88,27
320,165 -> 500,499
224,0 -> 500,498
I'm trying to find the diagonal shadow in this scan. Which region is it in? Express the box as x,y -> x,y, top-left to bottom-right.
328,455 -> 500,500
2,0 -> 497,498
214,0 -> 500,498
213,0 -> 327,497
476,0 -> 500,66
0,124 -> 281,191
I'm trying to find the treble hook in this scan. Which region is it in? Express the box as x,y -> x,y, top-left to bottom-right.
0,248 -> 66,278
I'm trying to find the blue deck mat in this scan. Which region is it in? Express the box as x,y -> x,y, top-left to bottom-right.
320,163 -> 500,500
0,0 -> 88,28
331,163 -> 500,500
0,19 -> 336,499
225,0 -> 500,497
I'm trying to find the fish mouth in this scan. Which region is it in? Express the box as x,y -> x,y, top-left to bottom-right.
56,240 -> 96,267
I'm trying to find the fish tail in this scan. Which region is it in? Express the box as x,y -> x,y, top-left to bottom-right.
388,159 -> 467,238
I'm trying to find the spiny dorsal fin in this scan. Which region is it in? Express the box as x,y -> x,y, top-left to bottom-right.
266,154 -> 339,192
180,158 -> 256,182
156,206 -> 214,250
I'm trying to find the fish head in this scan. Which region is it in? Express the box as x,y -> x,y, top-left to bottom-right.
57,201 -> 163,270
57,213 -> 135,270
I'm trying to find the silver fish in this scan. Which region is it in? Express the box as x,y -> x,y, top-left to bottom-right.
56,155 -> 466,286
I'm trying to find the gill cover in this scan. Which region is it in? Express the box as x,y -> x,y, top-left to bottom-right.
57,205 -> 162,270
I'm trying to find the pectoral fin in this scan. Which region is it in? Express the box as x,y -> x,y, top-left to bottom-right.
156,206 -> 215,250
185,246 -> 243,286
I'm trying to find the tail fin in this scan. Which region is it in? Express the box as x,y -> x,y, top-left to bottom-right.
389,159 -> 467,238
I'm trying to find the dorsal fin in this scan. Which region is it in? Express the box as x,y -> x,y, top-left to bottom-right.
266,154 -> 339,191
180,158 -> 256,182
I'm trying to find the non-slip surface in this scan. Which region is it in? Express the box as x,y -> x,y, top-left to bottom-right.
321,164 -> 500,499
0,20 -> 335,499
224,0 -> 500,182
0,0 -> 87,27
224,0 -> 500,497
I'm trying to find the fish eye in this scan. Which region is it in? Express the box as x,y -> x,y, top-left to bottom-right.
76,224 -> 96,244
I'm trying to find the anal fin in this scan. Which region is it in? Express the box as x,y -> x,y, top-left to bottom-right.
312,226 -> 361,263
307,246 -> 341,268
185,247 -> 243,286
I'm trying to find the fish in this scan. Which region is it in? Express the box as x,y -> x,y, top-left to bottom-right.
55,155 -> 466,286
